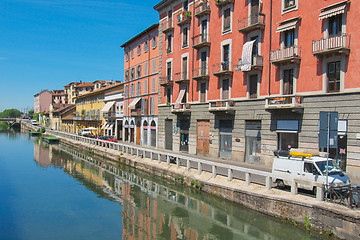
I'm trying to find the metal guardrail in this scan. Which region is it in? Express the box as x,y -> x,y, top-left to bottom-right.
32,125 -> 329,202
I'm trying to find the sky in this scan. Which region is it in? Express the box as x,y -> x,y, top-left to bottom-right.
0,0 -> 160,112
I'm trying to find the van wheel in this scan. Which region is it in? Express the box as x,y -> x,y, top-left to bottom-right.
276,179 -> 285,189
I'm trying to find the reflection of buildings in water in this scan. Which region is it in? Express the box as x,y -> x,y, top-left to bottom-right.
33,138 -> 51,167
54,145 -> 301,240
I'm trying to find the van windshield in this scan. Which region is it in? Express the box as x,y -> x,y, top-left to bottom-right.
315,161 -> 341,175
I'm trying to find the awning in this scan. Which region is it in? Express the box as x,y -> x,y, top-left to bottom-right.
174,89 -> 186,109
128,97 -> 141,109
240,40 -> 256,72
277,120 -> 299,132
319,1 -> 347,20
276,18 -> 299,33
101,101 -> 116,112
101,123 -> 109,129
106,124 -> 114,131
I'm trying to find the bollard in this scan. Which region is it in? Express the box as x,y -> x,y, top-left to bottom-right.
187,159 -> 190,171
198,162 -> 202,175
158,153 -> 161,163
176,158 -> 180,167
228,169 -> 233,181
316,186 -> 324,201
291,181 -> 298,195
265,176 -> 272,190
245,172 -> 251,186
212,165 -> 217,178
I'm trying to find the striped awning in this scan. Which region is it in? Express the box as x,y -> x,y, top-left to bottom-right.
276,18 -> 299,33
319,1 -> 347,20
128,97 -> 141,109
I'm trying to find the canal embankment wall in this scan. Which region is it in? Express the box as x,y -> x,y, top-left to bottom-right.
22,122 -> 360,240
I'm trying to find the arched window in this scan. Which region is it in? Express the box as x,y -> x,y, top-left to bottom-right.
143,121 -> 148,146
150,121 -> 156,147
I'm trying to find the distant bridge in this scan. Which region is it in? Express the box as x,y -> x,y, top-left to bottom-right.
0,118 -> 21,128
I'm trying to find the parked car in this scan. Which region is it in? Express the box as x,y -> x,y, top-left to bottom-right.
272,149 -> 350,191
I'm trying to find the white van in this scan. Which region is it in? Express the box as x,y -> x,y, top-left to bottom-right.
272,150 -> 350,191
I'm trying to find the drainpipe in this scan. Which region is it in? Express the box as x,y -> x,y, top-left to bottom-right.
268,0 -> 272,96
191,0 -> 195,102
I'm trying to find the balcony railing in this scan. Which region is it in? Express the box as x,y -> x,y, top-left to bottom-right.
209,100 -> 235,113
160,76 -> 173,86
171,103 -> 191,114
215,0 -> 234,7
270,46 -> 301,65
162,18 -> 174,33
173,71 -> 190,83
195,1 -> 210,18
238,14 -> 265,34
237,55 -> 263,72
103,111 -> 116,119
131,108 -> 142,117
193,66 -> 209,81
312,34 -> 351,56
265,95 -> 304,111
192,34 -> 211,49
212,61 -> 233,77
177,11 -> 192,26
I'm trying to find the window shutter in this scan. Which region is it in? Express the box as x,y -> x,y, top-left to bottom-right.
144,62 -> 148,76
152,77 -> 156,93
144,79 -> 147,95
153,59 -> 156,73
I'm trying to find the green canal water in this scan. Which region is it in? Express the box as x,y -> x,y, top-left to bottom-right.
0,129 -> 330,240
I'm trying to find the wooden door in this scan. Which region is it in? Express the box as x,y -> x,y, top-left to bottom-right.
249,74 -> 258,99
165,119 -> 173,150
200,82 -> 206,103
197,120 -> 210,156
136,121 -> 141,145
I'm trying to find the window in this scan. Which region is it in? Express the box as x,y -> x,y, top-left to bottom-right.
167,62 -> 172,80
223,7 -> 231,33
131,84 -> 134,97
328,61 -> 340,92
183,0 -> 188,11
283,69 -> 294,95
152,77 -> 156,93
144,41 -> 149,52
222,79 -> 230,100
125,52 -> 129,62
284,29 -> 295,48
152,59 -> 156,73
131,49 -> 134,59
222,44 -> 230,70
137,82 -> 141,96
144,79 -> 147,94
152,36 -> 157,49
329,15 -> 342,36
137,45 -> 141,56
166,87 -> 172,104
167,34 -> 172,53
278,132 -> 298,150
136,65 -> 141,79
150,97 -> 155,115
249,74 -> 257,99
182,57 -> 188,80
200,82 -> 206,103
182,26 -> 188,48
125,70 -> 129,82
245,121 -> 261,163
144,62 -> 148,76
131,68 -> 135,80
284,0 -> 295,9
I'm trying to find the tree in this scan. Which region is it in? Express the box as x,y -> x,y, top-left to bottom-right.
0,109 -> 22,118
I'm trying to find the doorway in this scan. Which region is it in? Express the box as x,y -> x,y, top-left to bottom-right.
197,120 -> 210,156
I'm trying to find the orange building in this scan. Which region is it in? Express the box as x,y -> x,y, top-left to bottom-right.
153,0 -> 360,182
121,24 -> 160,147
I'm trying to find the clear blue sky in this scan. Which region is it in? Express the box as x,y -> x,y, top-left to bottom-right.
0,0 -> 160,112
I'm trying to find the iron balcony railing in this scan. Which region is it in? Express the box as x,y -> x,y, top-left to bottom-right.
171,103 -> 191,113
209,100 -> 235,112
177,10 -> 192,26
312,34 -> 351,55
173,71 -> 189,83
215,0 -> 234,7
270,46 -> 301,64
193,66 -> 209,80
212,61 -> 233,76
160,76 -> 173,86
103,111 -> 116,119
192,33 -> 211,49
238,14 -> 265,33
195,1 -> 210,17
131,108 -> 142,117
237,55 -> 263,71
162,18 -> 173,33
265,95 -> 304,110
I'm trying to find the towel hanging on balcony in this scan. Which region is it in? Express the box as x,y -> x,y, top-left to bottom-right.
240,40 -> 256,72
174,89 -> 186,109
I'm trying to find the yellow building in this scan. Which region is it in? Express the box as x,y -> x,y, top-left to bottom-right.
74,83 -> 123,135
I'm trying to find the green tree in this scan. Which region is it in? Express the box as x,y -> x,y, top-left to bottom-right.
0,109 -> 22,118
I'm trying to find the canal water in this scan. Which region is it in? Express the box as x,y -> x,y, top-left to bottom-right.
0,129 -> 328,240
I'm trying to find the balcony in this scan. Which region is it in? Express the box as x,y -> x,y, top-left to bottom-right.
131,108 -> 142,117
193,66 -> 209,81
103,111 -> 116,119
192,34 -> 211,50
212,62 -> 233,77
265,95 -> 304,112
171,103 -> 191,114
312,34 -> 350,57
237,55 -> 263,72
162,19 -> 174,34
177,11 -> 192,26
215,0 -> 234,7
160,76 -> 173,86
195,1 -> 210,18
209,100 -> 235,113
270,46 -> 301,65
173,72 -> 190,84
238,14 -> 265,34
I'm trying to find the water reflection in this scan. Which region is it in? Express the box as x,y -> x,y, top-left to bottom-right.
32,140 -> 322,240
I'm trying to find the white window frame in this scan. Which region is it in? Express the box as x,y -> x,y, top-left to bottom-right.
322,56 -> 345,93
152,36 -> 157,49
280,65 -> 297,95
280,27 -> 298,49
246,73 -> 260,99
220,77 -> 231,100
323,12 -> 347,38
281,0 -> 298,14
166,58 -> 173,80
198,80 -> 208,103
144,40 -> 149,53
137,45 -> 141,56
181,52 -> 190,80
131,49 -> 134,59
181,24 -> 190,49
247,30 -> 261,56
221,39 -> 232,70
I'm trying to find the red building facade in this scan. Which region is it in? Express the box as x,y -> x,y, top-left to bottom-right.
121,24 -> 160,147
153,0 -> 360,182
